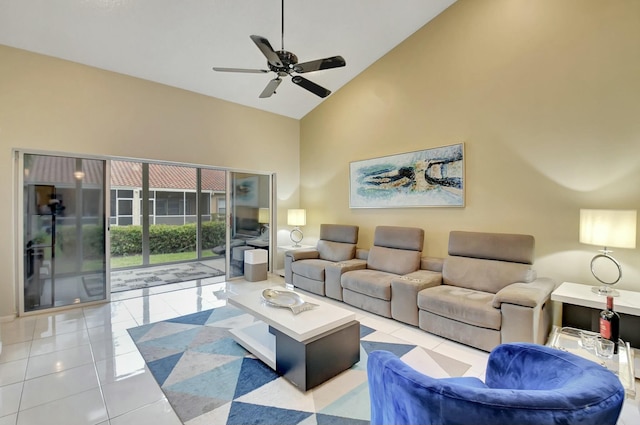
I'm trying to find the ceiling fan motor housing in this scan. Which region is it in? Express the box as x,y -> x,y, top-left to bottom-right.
270,50 -> 298,76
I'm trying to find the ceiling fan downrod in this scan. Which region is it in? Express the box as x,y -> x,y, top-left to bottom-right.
281,0 -> 285,51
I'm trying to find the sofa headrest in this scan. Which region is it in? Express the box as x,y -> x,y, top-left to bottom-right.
448,231 -> 535,265
374,226 -> 424,252
320,224 -> 359,244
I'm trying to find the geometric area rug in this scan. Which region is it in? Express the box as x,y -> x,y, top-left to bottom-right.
111,262 -> 225,293
127,305 -> 472,425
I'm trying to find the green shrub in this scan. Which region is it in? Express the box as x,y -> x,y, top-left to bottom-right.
56,221 -> 226,258
57,224 -> 105,259
111,221 -> 226,256
110,225 -> 143,256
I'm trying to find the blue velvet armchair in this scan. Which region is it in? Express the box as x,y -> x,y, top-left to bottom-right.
368,343 -> 625,425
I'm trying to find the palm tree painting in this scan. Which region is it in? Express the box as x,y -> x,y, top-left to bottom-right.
349,143 -> 464,208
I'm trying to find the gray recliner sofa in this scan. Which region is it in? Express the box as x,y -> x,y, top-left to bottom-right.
340,226 -> 441,321
285,224 -> 361,296
417,231 -> 556,352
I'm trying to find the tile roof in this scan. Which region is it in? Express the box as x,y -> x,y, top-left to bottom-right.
24,156 -> 226,192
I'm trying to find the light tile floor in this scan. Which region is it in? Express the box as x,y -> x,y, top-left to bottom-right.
1,274 -> 639,425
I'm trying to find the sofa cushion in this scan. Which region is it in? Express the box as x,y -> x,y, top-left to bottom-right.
317,240 -> 356,262
418,285 -> 501,330
374,226 -> 424,251
292,274 -> 326,296
448,231 -> 535,264
443,256 -> 537,294
320,224 -> 359,244
368,246 -> 421,275
341,269 -> 395,300
291,259 -> 335,281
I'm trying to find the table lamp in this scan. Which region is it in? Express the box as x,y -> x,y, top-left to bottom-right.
287,209 -> 306,247
579,209 -> 637,296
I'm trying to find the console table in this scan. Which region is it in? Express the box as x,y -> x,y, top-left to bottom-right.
551,281 -> 640,377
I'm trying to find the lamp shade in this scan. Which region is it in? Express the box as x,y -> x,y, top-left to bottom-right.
287,209 -> 306,226
580,209 -> 637,249
258,208 -> 270,224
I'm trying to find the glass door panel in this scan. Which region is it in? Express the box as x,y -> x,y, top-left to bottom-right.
110,161 -> 144,269
149,164 -> 197,264
23,154 -> 107,312
200,169 -> 226,275
228,172 -> 272,279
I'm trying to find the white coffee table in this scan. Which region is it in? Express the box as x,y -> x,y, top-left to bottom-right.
228,288 -> 360,391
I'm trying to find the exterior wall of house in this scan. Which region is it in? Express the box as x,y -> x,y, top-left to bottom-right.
110,188 -> 220,226
300,0 -> 640,291
0,45 -> 300,318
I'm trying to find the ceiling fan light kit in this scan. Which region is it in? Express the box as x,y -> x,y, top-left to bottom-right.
212,0 -> 346,99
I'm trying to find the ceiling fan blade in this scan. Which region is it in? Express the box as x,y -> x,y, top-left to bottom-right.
250,35 -> 284,67
293,56 -> 346,73
291,76 -> 331,98
212,67 -> 269,74
259,78 -> 282,98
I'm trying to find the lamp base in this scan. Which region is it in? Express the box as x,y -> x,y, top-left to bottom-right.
290,227 -> 303,247
589,251 -> 622,297
591,285 -> 620,297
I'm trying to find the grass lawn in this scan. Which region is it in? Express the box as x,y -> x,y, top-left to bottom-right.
54,250 -> 219,273
111,250 -> 218,269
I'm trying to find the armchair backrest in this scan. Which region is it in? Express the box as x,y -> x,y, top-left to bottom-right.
443,231 -> 537,293
316,224 -> 359,262
367,226 -> 423,275
368,344 -> 624,425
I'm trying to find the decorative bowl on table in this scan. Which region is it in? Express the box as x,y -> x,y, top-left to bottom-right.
261,288 -> 318,314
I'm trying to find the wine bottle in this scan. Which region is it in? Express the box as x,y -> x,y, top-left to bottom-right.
599,296 -> 620,354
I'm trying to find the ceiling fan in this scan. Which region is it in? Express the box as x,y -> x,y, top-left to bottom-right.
212,0 -> 346,99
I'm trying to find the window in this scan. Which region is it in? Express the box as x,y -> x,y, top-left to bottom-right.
155,191 -> 184,216
110,190 -> 116,217
185,192 -> 197,215
118,199 -> 132,215
111,188 -> 134,226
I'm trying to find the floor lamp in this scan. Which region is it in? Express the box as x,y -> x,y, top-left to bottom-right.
579,209 -> 637,296
287,209 -> 306,247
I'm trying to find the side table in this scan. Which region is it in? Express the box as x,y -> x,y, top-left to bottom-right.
551,281 -> 640,377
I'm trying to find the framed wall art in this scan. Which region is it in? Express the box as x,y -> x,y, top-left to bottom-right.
349,143 -> 465,208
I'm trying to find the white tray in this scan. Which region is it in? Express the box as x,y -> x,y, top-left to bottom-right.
261,289 -> 318,314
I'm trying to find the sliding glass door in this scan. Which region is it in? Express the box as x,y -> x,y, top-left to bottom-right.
18,153 -> 275,313
109,161 -> 228,286
21,153 -> 108,313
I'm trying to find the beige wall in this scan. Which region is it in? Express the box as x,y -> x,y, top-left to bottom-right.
0,45 -> 300,318
300,0 -> 640,291
2,0 -> 639,319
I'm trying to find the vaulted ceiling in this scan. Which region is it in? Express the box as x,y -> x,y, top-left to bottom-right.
0,0 -> 456,119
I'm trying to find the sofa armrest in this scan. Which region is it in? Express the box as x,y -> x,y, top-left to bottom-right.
420,256 -> 443,272
391,270 -> 442,326
396,270 -> 442,287
333,258 -> 368,271
325,259 -> 368,301
284,249 -> 319,284
285,249 -> 319,261
492,278 -> 556,309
